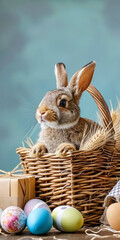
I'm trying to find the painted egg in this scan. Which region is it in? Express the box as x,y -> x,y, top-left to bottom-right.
1,206 -> 27,233
106,203 -> 120,231
0,208 -> 3,227
27,208 -> 53,235
24,198 -> 51,216
52,205 -> 84,232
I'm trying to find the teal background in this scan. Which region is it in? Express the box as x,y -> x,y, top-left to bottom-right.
0,0 -> 120,170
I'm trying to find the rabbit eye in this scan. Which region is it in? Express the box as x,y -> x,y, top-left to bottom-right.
59,99 -> 67,108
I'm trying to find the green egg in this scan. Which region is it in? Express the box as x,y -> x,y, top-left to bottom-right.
52,205 -> 84,232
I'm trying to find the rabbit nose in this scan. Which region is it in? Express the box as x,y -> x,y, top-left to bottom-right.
40,111 -> 45,115
38,105 -> 48,115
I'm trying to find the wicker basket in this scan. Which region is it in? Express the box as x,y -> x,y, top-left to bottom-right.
17,85 -> 120,226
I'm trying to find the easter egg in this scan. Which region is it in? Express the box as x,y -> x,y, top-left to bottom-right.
0,208 -> 3,227
24,198 -> 51,216
1,206 -> 27,233
106,203 -> 120,231
52,205 -> 84,232
27,208 -> 53,235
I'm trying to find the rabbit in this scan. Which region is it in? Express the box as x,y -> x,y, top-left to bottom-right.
30,61 -> 98,157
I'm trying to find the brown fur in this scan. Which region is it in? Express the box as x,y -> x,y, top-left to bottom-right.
38,117 -> 95,153
55,63 -> 68,88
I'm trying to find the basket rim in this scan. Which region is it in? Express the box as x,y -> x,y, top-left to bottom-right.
16,143 -> 116,158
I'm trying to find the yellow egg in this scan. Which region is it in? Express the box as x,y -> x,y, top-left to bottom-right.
106,203 -> 120,231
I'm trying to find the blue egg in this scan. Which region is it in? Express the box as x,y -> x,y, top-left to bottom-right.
27,208 -> 53,235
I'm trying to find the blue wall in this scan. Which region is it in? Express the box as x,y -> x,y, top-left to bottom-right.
0,0 -> 120,170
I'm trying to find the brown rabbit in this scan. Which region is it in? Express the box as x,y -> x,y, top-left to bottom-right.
30,61 -> 98,157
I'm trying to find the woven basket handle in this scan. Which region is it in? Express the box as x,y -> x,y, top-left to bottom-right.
87,85 -> 115,135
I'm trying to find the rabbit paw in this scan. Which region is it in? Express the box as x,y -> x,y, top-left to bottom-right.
30,143 -> 47,157
56,143 -> 76,157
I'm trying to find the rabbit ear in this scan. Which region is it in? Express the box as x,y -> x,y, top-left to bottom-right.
68,61 -> 96,101
55,63 -> 68,88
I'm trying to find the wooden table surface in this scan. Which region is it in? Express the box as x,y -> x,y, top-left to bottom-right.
0,227 -> 119,240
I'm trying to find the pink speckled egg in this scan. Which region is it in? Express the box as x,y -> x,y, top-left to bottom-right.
1,206 -> 27,233
24,199 -> 51,216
